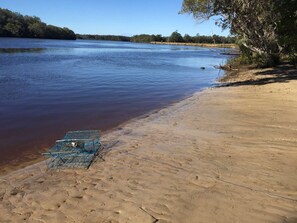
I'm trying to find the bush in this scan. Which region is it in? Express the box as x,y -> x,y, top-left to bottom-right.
288,54 -> 297,67
235,40 -> 280,68
253,54 -> 280,68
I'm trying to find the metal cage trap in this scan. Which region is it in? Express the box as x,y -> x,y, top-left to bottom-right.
42,130 -> 101,169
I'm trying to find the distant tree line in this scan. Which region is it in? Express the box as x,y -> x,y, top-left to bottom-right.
130,31 -> 235,44
76,32 -> 235,44
183,33 -> 235,44
130,34 -> 167,43
0,8 -> 235,45
76,34 -> 130,42
0,8 -> 76,40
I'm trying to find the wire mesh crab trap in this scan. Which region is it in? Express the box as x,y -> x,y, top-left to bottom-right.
42,130 -> 101,169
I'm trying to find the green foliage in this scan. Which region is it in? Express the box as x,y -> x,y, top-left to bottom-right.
275,0 -> 297,57
151,34 -> 166,42
180,0 -> 215,20
233,40 -> 280,68
0,8 -> 76,40
77,34 -> 131,42
131,32 -> 235,44
232,54 -> 280,68
288,54 -> 297,67
28,22 -> 46,38
225,37 -> 280,68
131,34 -> 154,43
181,0 -> 297,66
192,34 -> 235,44
131,34 -> 166,43
130,33 -> 235,44
232,55 -> 251,66
77,32 -> 233,45
168,31 -> 184,42
254,54 -> 280,68
183,34 -> 193,43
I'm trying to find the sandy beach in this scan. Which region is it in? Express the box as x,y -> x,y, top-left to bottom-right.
1,65 -> 297,223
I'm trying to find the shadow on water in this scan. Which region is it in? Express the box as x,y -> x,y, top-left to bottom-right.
0,48 -> 45,53
218,64 -> 297,87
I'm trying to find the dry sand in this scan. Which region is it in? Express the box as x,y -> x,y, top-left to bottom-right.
1,66 -> 297,223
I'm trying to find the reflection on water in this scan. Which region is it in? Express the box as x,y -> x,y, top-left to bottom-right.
0,48 -> 44,53
0,37 -> 230,171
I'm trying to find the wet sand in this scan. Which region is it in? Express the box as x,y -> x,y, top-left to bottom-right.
1,66 -> 297,222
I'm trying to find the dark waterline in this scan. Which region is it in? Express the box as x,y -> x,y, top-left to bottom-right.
0,38 -> 230,171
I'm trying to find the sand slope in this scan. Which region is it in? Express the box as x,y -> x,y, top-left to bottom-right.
1,67 -> 297,223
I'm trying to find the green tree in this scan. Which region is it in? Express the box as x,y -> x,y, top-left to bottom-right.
131,34 -> 153,43
152,34 -> 166,42
4,22 -> 21,36
62,27 -> 76,40
77,34 -> 131,41
183,34 -> 193,43
275,0 -> 297,56
168,31 -> 184,42
180,0 -> 296,65
28,22 -> 46,38
0,8 -> 76,40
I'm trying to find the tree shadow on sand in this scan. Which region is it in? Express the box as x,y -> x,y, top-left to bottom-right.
218,64 -> 297,87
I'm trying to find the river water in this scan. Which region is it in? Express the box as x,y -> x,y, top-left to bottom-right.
0,38 -> 229,170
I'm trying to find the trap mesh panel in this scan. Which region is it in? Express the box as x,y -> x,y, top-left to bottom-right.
45,153 -> 96,169
64,130 -> 99,140
43,130 -> 101,169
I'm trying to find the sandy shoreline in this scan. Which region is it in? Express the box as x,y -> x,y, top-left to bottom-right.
151,41 -> 237,49
0,90 -> 206,177
1,66 -> 297,222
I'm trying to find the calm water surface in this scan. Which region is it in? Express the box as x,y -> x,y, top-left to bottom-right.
0,38 -> 229,169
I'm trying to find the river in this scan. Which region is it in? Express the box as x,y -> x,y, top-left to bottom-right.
0,38 -> 229,172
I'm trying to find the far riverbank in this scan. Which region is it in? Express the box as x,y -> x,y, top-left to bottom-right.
151,41 -> 237,48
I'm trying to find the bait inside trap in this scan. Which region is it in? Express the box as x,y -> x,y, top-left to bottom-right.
42,130 -> 101,169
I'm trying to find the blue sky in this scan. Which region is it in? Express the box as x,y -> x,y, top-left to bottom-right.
0,0 -> 230,36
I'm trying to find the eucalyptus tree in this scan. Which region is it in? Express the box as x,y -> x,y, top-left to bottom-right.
169,31 -> 184,42
181,0 -> 296,65
275,0 -> 297,56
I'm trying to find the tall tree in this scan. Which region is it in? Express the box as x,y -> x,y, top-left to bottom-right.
183,34 -> 193,43
180,0 -> 296,64
169,31 -> 184,42
275,0 -> 297,55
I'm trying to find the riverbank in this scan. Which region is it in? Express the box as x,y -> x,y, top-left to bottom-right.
1,65 -> 297,222
151,41 -> 237,48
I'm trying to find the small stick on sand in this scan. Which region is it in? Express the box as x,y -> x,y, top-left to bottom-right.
139,207 -> 159,223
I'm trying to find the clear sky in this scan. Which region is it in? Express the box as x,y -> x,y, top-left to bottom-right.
0,0 -> 230,37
